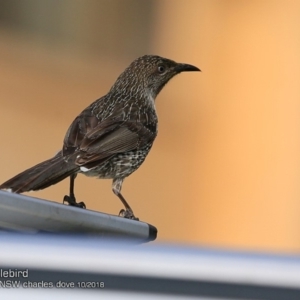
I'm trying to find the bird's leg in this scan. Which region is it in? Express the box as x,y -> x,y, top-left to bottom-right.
112,178 -> 139,221
63,174 -> 86,209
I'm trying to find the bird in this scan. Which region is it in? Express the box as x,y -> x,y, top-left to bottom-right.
0,55 -> 200,220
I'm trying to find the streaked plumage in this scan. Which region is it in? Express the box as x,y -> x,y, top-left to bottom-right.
0,55 -> 200,219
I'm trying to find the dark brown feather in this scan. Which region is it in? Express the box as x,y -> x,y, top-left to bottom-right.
0,152 -> 79,193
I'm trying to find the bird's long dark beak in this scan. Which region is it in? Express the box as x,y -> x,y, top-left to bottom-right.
176,63 -> 201,73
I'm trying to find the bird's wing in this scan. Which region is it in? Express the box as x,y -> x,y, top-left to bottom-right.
63,107 -> 99,156
63,107 -> 157,166
75,120 -> 156,166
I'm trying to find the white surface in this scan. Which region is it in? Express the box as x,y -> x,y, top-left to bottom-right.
1,234 -> 300,289
0,289 -> 217,300
0,235 -> 299,298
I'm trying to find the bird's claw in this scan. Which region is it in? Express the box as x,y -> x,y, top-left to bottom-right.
63,195 -> 86,209
119,209 -> 139,221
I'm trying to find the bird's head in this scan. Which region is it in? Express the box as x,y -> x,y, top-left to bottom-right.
111,55 -> 200,99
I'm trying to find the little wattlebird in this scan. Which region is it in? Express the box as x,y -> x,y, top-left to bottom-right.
0,55 -> 200,220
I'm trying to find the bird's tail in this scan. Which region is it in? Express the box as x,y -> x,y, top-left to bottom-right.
0,151 -> 79,193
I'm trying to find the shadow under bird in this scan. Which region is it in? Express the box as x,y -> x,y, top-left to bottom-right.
0,55 -> 200,220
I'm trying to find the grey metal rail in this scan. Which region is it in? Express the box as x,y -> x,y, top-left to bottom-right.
0,190 -> 157,243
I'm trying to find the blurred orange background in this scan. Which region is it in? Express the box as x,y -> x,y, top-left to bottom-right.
0,0 -> 299,253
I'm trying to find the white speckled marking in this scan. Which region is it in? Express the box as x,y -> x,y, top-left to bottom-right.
80,166 -> 90,172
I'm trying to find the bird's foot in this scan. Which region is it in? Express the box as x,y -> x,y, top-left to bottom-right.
63,195 -> 86,209
119,209 -> 139,221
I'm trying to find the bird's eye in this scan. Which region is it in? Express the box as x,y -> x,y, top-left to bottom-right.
157,65 -> 166,74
